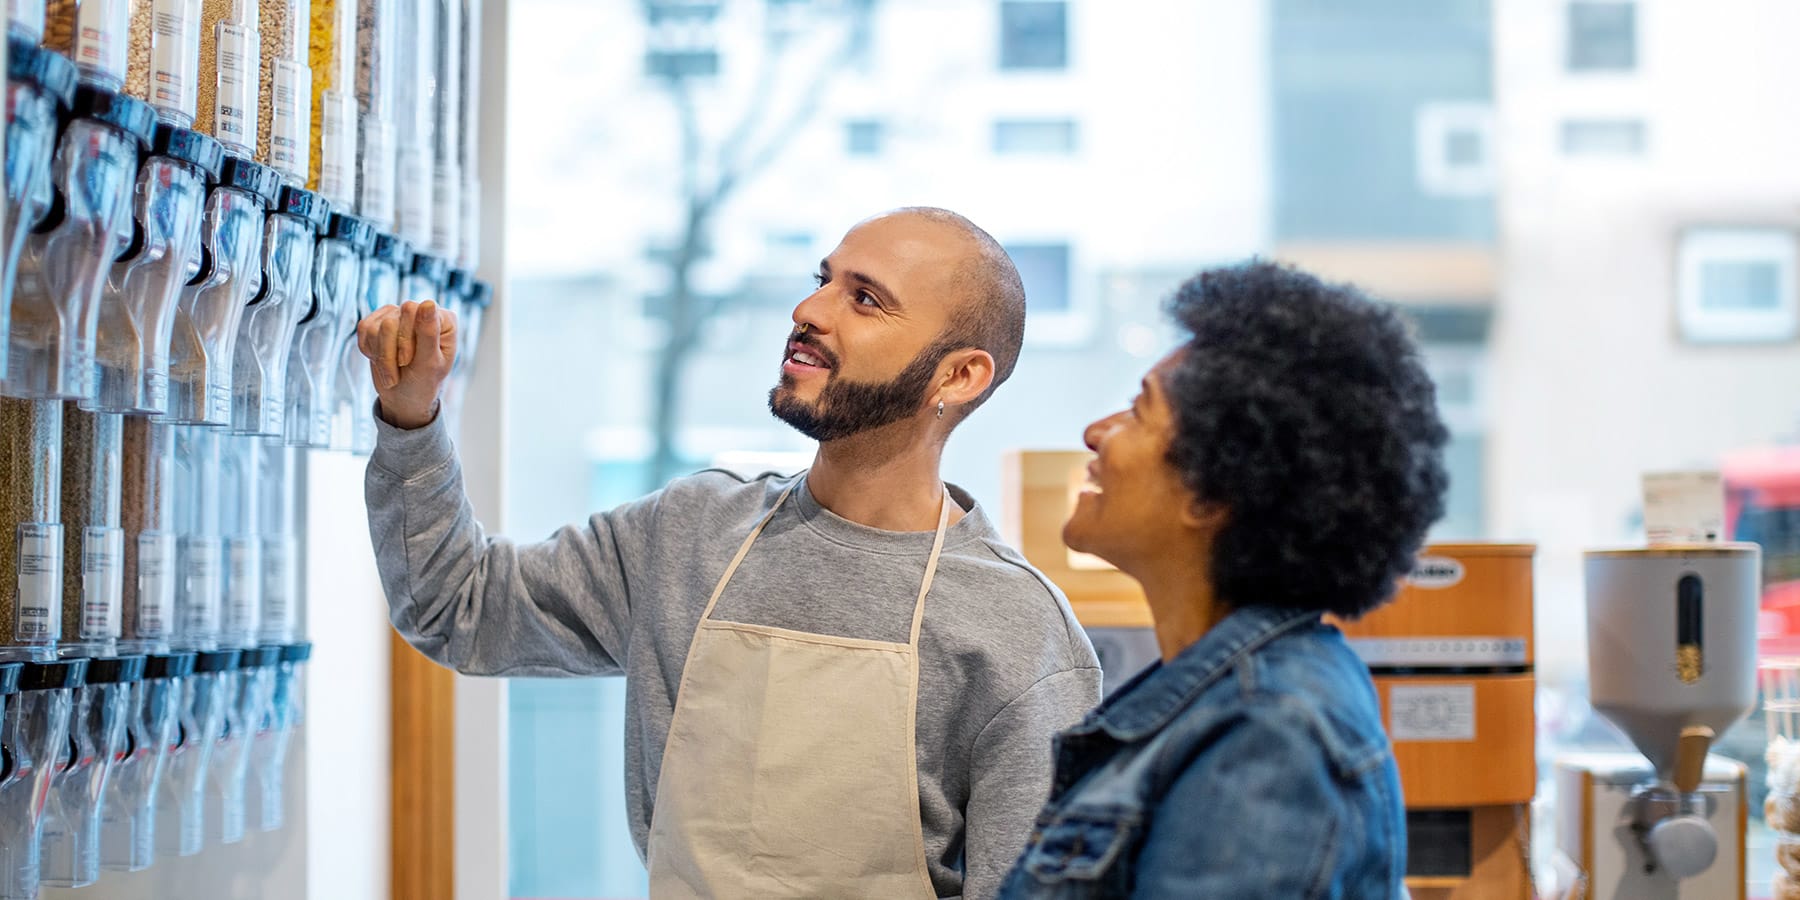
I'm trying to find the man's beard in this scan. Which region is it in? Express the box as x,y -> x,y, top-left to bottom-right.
769,335 -> 953,442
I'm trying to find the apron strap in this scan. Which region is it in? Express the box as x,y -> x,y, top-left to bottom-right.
907,488 -> 952,648
698,482 -> 798,624
700,477 -> 950,648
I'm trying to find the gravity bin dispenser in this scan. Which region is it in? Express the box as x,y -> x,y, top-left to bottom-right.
2,39 -> 76,371
0,0 -> 487,888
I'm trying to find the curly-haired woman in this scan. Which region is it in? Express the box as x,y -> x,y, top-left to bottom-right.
999,261 -> 1450,899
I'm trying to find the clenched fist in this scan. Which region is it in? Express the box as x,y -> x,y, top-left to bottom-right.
358,300 -> 459,430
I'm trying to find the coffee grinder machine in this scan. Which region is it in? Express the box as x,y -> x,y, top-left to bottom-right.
1554,544 -> 1760,899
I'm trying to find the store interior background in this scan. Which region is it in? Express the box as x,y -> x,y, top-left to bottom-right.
462,0 -> 1800,897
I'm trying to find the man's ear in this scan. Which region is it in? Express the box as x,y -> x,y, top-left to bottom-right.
936,348 -> 996,408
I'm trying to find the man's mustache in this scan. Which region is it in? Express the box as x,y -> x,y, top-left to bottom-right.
786,330 -> 841,369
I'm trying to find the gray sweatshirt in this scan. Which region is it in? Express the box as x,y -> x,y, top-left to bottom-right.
364,415 -> 1103,899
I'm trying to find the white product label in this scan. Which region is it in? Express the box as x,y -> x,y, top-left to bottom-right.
137,531 -> 176,638
270,60 -> 311,180
319,92 -> 358,207
82,527 -> 125,639
397,146 -> 433,245
359,118 -> 396,227
181,538 -> 222,636
1348,637 -> 1528,669
15,523 -> 62,640
225,538 -> 260,633
1405,556 -> 1466,590
1642,471 -> 1726,544
431,165 -> 460,257
214,23 -> 259,149
1388,684 -> 1476,742
261,538 -> 295,633
150,0 -> 198,116
75,0 -> 129,84
69,346 -> 97,397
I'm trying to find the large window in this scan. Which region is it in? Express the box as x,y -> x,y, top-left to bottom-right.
1677,227 -> 1800,344
999,1 -> 1068,70
844,119 -> 885,156
1006,243 -> 1072,314
642,0 -> 723,79
1560,118 -> 1647,156
1271,0 -> 1495,241
1566,1 -> 1637,72
1415,102 -> 1496,196
992,118 -> 1078,154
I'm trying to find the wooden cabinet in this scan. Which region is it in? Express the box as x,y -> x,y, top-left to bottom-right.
1340,543 -> 1539,900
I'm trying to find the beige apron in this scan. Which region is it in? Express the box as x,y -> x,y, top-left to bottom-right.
645,482 -> 948,900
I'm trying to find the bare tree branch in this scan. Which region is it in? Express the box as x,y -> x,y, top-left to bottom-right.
639,0 -> 876,487
673,77 -> 703,207
712,25 -> 783,186
713,11 -> 867,201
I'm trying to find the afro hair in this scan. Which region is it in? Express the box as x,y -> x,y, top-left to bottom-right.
1162,260 -> 1450,619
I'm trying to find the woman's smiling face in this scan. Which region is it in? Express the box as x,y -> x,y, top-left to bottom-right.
1064,349 -> 1203,576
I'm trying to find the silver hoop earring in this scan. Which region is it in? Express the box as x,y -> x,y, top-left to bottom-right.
936,401 -> 945,419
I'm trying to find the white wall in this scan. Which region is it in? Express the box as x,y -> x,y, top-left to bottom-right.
300,452 -> 393,900
456,0 -> 513,897
1492,0 -> 1800,679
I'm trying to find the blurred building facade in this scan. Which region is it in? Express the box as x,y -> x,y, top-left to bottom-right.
502,2 -> 1800,896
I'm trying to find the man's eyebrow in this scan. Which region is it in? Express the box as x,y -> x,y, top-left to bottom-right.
847,270 -> 898,303
819,260 -> 899,305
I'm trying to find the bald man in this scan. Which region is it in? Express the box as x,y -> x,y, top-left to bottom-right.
360,208 -> 1102,899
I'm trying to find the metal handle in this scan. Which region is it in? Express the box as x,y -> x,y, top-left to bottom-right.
1647,814 -> 1718,879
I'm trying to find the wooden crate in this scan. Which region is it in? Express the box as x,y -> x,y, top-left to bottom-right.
1340,543 -> 1537,664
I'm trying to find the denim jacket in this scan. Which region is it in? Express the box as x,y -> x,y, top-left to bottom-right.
998,606 -> 1405,899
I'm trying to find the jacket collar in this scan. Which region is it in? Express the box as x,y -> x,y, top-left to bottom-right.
1077,606 -> 1321,742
